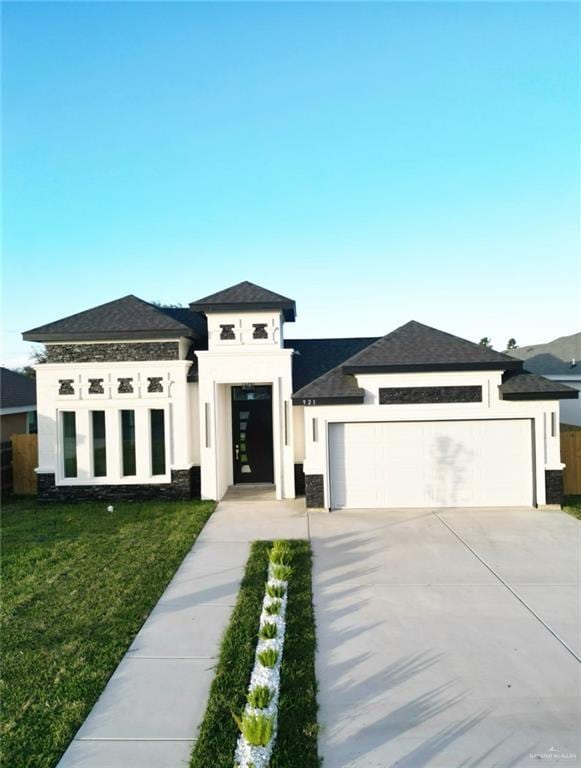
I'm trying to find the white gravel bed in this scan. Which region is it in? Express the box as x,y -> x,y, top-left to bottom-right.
234,557 -> 291,768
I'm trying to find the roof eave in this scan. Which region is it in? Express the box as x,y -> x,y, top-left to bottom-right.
501,391 -> 579,401
342,361 -> 524,374
188,301 -> 296,322
22,330 -> 195,343
291,395 -> 365,405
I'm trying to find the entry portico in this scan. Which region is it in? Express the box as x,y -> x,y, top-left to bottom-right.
190,283 -> 297,502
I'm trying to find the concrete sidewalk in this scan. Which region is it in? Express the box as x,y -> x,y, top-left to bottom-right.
57,497 -> 307,768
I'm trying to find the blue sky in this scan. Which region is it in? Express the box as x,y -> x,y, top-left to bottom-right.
2,1 -> 579,367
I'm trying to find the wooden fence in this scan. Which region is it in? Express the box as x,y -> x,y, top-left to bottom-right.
561,430 -> 581,495
11,434 -> 38,495
1,441 -> 13,496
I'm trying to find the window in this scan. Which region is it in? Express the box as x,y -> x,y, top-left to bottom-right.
121,410 -> 136,476
92,411 -> 107,477
551,412 -> 557,438
62,412 -> 77,478
26,411 -> 37,434
150,410 -> 166,475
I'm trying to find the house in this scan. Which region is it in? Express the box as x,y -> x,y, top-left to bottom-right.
0,367 -> 37,441
506,332 -> 581,427
23,281 -> 578,508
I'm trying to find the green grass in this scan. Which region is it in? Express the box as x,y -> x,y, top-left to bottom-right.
563,495 -> 581,520
190,539 -> 320,768
0,496 -> 214,768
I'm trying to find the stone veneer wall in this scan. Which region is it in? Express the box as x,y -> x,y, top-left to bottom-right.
305,474 -> 324,508
37,467 -> 201,502
46,342 -> 180,364
544,469 -> 564,506
379,385 -> 482,404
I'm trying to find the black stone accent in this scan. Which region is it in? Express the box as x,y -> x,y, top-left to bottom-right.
88,378 -> 104,394
47,342 -> 180,364
294,463 -> 305,496
37,467 -> 202,502
147,377 -> 163,393
58,379 -> 75,395
220,324 -> 235,340
305,474 -> 324,508
253,323 -> 268,340
379,385 -> 482,404
190,465 -> 201,498
117,377 -> 134,394
545,470 -> 564,506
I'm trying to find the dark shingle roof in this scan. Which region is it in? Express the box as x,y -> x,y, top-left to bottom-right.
190,281 -> 296,321
284,338 -> 379,392
500,371 -> 579,400
291,321 -> 527,403
292,366 -> 364,403
0,367 -> 36,410
342,321 -> 522,372
22,296 -> 206,342
505,332 -> 581,376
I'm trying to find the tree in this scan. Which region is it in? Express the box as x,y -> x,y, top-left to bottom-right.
506,338 -> 518,350
15,346 -> 46,378
479,337 -> 492,348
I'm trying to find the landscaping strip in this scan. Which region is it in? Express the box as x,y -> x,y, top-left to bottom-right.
0,497 -> 214,768
190,539 -> 320,768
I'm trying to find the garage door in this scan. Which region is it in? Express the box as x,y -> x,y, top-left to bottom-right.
329,420 -> 534,509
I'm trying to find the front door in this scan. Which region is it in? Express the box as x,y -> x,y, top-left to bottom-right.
232,385 -> 274,484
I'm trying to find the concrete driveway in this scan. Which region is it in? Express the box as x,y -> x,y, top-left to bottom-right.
310,507 -> 581,768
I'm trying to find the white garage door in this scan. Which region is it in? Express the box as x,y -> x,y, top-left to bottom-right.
329,420 -> 534,509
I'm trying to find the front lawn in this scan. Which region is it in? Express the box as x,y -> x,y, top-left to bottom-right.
563,495 -> 581,520
0,496 -> 214,768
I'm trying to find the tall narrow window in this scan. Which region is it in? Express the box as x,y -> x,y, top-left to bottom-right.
150,410 -> 166,475
92,411 -> 107,477
62,412 -> 77,478
551,412 -> 557,438
121,410 -> 136,476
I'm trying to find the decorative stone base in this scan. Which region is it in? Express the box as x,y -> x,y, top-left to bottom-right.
544,469 -> 564,506
37,467 -> 201,502
305,474 -> 324,508
294,464 -> 305,496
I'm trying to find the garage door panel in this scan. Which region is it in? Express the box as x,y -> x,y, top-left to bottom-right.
330,420 -> 533,509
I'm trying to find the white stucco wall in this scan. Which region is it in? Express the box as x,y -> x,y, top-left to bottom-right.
206,311 -> 285,349
293,405 -> 305,463
188,382 -> 201,465
35,360 -> 194,485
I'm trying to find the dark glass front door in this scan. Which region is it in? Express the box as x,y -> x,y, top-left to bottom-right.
232,386 -> 274,484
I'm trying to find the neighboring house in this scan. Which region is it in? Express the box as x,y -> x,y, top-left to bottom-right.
23,281 -> 578,508
506,332 -> 581,427
0,367 -> 37,441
